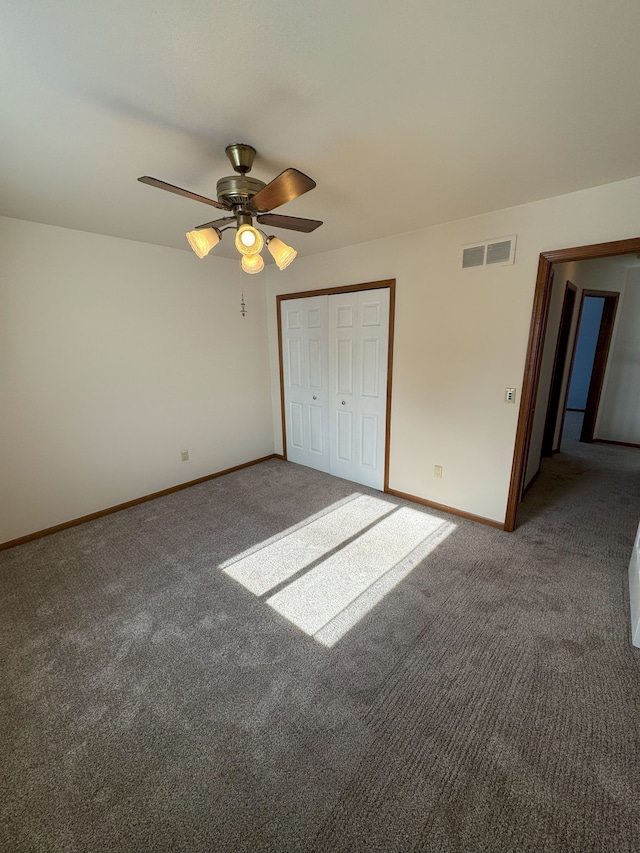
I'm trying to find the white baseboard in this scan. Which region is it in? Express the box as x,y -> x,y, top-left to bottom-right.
629,521 -> 640,648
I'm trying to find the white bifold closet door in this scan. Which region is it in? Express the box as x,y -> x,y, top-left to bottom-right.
281,288 -> 390,490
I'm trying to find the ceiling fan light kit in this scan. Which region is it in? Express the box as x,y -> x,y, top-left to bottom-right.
138,143 -> 322,274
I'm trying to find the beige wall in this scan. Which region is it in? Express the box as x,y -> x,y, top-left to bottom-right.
598,266 -> 640,444
267,177 -> 640,524
0,216 -> 274,544
3,174 -> 640,543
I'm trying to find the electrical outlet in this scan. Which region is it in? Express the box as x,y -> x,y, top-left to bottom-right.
434,465 -> 443,478
181,449 -> 189,462
504,387 -> 516,404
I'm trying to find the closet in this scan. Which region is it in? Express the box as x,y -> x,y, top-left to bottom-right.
279,287 -> 390,489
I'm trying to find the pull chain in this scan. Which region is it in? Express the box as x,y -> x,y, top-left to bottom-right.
240,290 -> 247,317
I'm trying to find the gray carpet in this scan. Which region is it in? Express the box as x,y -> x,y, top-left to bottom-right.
1,415 -> 640,852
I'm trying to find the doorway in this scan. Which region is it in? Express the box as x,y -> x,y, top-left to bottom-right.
543,288 -> 620,455
573,291 -> 619,442
506,236 -> 640,531
277,280 -> 395,491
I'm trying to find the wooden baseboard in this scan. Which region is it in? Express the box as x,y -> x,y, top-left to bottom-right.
0,454 -> 278,552
385,488 -> 505,530
593,438 -> 640,449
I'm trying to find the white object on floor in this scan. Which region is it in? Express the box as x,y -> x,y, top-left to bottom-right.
629,521 -> 640,647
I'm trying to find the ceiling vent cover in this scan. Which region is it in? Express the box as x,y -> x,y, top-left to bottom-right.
462,235 -> 516,269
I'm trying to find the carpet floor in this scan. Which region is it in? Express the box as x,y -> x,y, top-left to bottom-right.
1,416 -> 639,852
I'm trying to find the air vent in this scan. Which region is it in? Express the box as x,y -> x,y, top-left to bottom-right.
486,239 -> 513,265
462,245 -> 486,268
461,235 -> 516,269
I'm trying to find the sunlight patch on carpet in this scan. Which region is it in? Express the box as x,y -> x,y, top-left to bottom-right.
221,494 -> 455,646
269,508 -> 455,646
310,517 -> 455,646
222,494 -> 391,595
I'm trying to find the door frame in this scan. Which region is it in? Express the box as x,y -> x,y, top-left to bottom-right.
505,236 -> 640,532
578,290 -> 620,442
276,279 -> 396,491
541,278 -> 576,456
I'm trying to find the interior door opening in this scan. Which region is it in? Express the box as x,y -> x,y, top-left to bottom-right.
574,291 -> 619,443
506,236 -> 640,532
548,288 -> 619,455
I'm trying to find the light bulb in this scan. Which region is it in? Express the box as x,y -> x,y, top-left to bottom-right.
235,224 -> 264,256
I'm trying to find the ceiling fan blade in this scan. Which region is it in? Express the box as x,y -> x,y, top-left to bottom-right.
250,168 -> 316,213
138,176 -> 229,210
257,213 -> 323,233
195,216 -> 236,230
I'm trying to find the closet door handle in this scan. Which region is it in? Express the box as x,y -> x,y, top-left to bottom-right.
341,400 -> 346,405
312,396 -> 317,400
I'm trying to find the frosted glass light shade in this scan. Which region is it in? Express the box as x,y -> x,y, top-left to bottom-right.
186,227 -> 221,258
241,253 -> 265,274
235,224 -> 264,256
267,235 -> 297,270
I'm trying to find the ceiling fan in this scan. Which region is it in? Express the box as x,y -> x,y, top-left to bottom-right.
138,143 -> 322,273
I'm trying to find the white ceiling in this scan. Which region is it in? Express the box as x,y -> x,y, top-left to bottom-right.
3,0 -> 640,260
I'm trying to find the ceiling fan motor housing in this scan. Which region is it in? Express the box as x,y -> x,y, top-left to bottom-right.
217,174 -> 266,209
